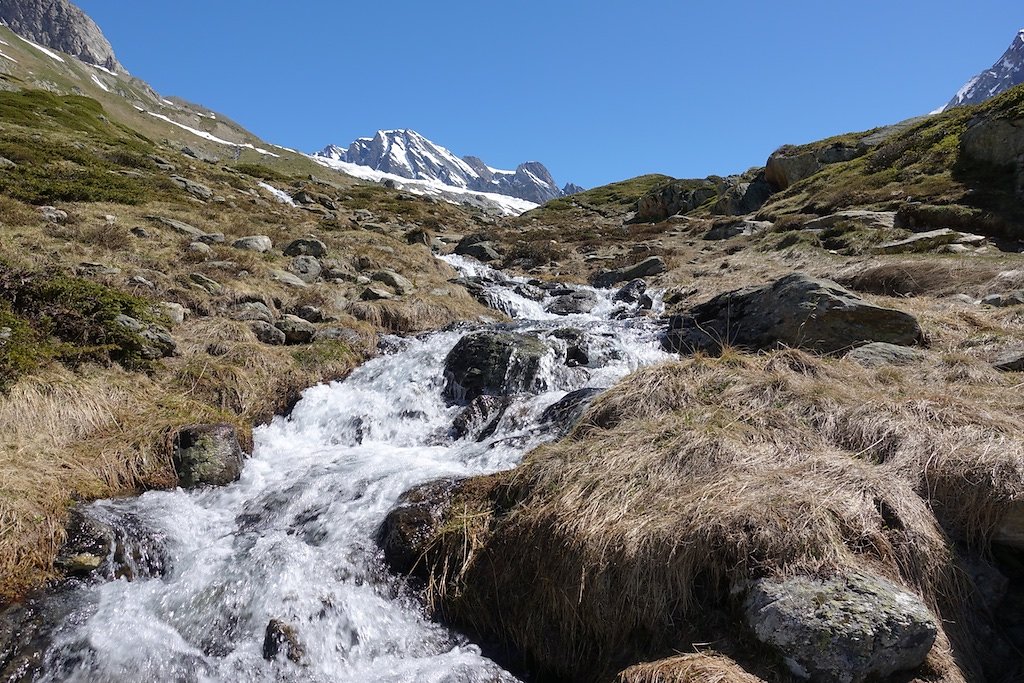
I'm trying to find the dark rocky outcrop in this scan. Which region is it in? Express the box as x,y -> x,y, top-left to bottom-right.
539,387 -> 604,435
765,142 -> 863,190
0,0 -> 123,72
377,479 -> 457,576
262,619 -> 304,663
593,256 -> 667,289
443,331 -> 549,402
454,233 -> 501,262
172,424 -> 244,489
283,237 -> 328,258
55,506 -> 166,581
745,572 -> 937,683
665,274 -> 922,355
547,290 -> 600,316
633,179 -> 717,223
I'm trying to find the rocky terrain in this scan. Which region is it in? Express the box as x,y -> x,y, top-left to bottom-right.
1,3 -> 1024,683
0,0 -> 122,72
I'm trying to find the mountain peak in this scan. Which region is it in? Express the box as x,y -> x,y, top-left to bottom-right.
0,0 -> 123,72
940,28 -> 1024,111
315,130 -> 582,205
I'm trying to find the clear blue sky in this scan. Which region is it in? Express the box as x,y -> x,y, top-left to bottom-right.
77,0 -> 1022,189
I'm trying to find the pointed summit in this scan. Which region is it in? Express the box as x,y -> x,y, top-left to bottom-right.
0,0 -> 123,72
939,28 -> 1024,111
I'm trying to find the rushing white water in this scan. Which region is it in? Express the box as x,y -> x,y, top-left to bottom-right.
27,260 -> 670,682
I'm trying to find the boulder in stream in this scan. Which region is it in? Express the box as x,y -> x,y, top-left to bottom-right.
443,331 -> 550,401
172,424 -> 244,489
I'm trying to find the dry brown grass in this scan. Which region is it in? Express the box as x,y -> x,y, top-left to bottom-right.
617,653 -> 765,683
837,259 -> 1004,297
418,349 -> 1024,681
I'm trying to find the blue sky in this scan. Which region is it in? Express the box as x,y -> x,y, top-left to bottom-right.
77,0 -> 1022,189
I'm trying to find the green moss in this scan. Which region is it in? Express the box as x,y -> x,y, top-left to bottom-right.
532,174 -> 674,217
234,163 -> 291,183
0,303 -> 53,388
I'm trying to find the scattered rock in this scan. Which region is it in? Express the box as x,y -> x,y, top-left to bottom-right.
993,348 -> 1024,372
38,206 -> 68,223
455,234 -> 501,262
159,302 -> 189,326
314,327 -> 362,345
146,215 -> 205,237
112,314 -> 176,359
291,305 -> 327,323
181,146 -> 219,164
547,290 -> 600,316
634,179 -> 717,222
0,155 -> 16,169
613,279 -> 648,304
262,619 -> 304,663
845,342 -> 926,368
172,424 -> 244,488
149,155 -> 175,171
188,241 -> 213,256
703,219 -> 772,240
443,331 -> 549,401
196,232 -> 226,244
745,572 -> 937,683
804,210 -> 898,232
372,270 -> 414,295
232,235 -> 272,253
232,301 -> 274,324
666,273 -> 922,355
275,314 -> 316,345
251,321 -> 286,345
360,286 -> 394,301
75,262 -> 120,277
283,237 -> 328,257
593,256 -> 667,288
288,255 -> 322,284
270,270 -> 308,288
130,226 -> 152,238
188,272 -> 223,295
981,291 -> 1024,308
873,229 -> 985,255
170,175 -> 213,200
406,228 -> 432,246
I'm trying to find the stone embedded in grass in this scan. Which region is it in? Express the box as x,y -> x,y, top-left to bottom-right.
232,235 -> 272,253
159,302 -> 188,325
371,270 -> 414,296
287,256 -> 322,284
172,424 -> 244,489
231,301 -> 274,324
665,273 -> 922,355
360,285 -> 393,301
37,206 -> 68,223
188,272 -> 223,295
845,342 -> 926,368
270,269 -> 307,288
145,215 -> 205,238
275,314 -> 316,345
981,291 -> 1024,308
188,241 -> 212,256
313,326 -> 361,345
283,237 -> 327,257
250,320 -> 286,345
993,348 -> 1024,372
112,314 -> 175,359
196,232 -> 225,244
744,572 -> 937,683
872,229 -> 984,255
169,175 -> 213,200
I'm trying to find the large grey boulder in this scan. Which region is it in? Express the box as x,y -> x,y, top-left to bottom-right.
172,424 -> 244,488
666,274 -> 922,355
547,289 -> 600,316
455,234 -> 501,262
593,256 -> 667,288
231,301 -> 274,324
232,235 -> 272,253
372,270 -> 414,295
274,314 -> 316,345
283,237 -> 328,257
170,176 -> 213,200
288,256 -> 322,284
443,331 -> 550,401
745,572 -> 937,683
765,143 -> 862,191
377,479 -> 457,576
250,321 -> 286,345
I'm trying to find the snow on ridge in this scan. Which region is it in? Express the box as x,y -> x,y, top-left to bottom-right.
90,73 -> 108,92
145,111 -> 280,157
309,153 -> 537,216
13,33 -> 65,63
258,181 -> 296,206
0,51 -> 17,63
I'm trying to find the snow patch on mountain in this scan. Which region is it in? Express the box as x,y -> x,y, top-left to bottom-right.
939,28 -> 1024,112
314,129 -> 581,206
145,111 -> 279,157
310,152 -> 538,217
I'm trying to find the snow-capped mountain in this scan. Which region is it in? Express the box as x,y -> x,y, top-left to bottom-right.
939,29 -> 1024,111
315,129 -> 581,205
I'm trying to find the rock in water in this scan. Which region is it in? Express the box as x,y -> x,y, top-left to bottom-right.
377,479 -> 457,576
443,331 -> 549,401
262,619 -> 304,663
745,572 -> 937,683
665,273 -> 922,355
172,424 -> 244,488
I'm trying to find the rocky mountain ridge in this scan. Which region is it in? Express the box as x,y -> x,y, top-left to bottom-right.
0,0 -> 122,72
940,28 -> 1024,111
316,129 -> 580,205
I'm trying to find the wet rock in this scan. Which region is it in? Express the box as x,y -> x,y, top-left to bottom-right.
845,342 -> 926,368
189,272 -> 223,295
170,175 -> 213,200
172,424 -> 244,489
288,255 -> 322,284
112,314 -> 176,359
270,269 -> 308,288
283,237 -> 328,257
540,388 -> 605,435
995,503 -> 1024,549
514,283 -> 545,301
372,270 -> 414,295
377,479 -> 457,576
444,331 -> 550,401
56,506 -> 166,582
232,235 -> 272,253
666,274 -> 922,355
593,256 -> 667,288
451,395 -> 509,441
251,321 -> 286,345
263,619 -> 304,663
613,279 -> 648,305
455,233 -> 501,262
547,290 -> 600,316
745,572 -> 937,683
275,314 -> 316,345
